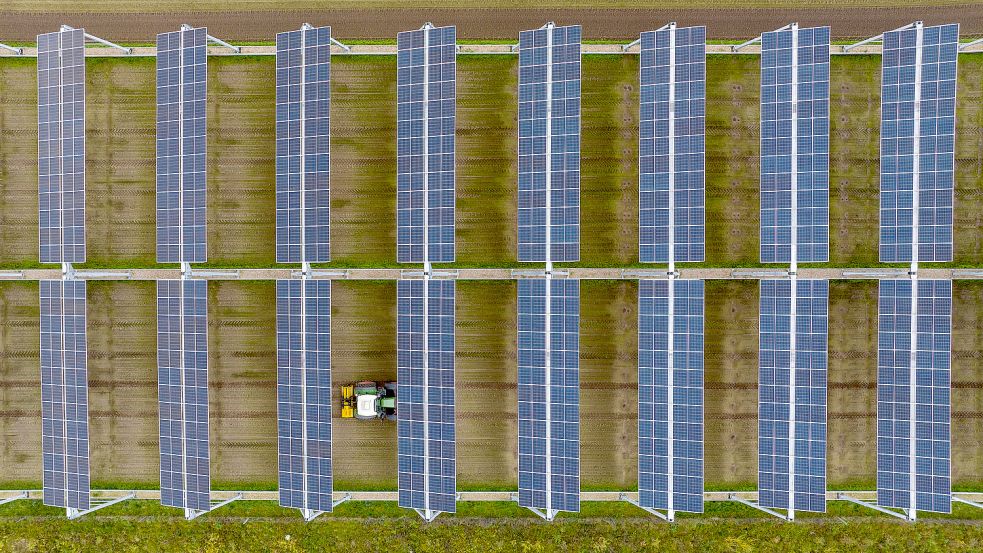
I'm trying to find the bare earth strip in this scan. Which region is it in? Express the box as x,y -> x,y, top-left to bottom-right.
3,7 -> 983,42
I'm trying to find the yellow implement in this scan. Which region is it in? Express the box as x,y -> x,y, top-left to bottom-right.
341,384 -> 355,418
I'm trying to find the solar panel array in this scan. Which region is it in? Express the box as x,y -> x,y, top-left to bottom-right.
396,25 -> 456,264
638,25 -> 706,264
638,279 -> 704,513
276,280 -> 333,513
157,27 -> 208,264
275,26 -> 332,264
157,279 -> 210,512
760,26 -> 830,264
759,279 -> 828,512
518,25 -> 581,263
880,24 -> 959,263
37,28 -> 86,264
877,279 -> 951,513
518,279 -> 580,513
397,279 -> 456,513
40,280 -> 90,510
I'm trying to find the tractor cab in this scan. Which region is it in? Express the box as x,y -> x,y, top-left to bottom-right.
341,381 -> 397,420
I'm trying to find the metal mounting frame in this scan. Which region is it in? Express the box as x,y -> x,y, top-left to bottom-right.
178,24 -> 240,53
66,493 -> 136,519
60,25 -> 132,54
728,493 -> 792,521
184,493 -> 243,520
0,492 -> 28,506
0,42 -> 22,55
843,21 -> 921,53
959,37 -> 983,52
836,493 -> 916,521
620,493 -> 673,522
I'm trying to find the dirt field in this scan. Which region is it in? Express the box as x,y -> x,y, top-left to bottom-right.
3,55 -> 983,268
1,277 -> 982,490
3,6 -> 983,42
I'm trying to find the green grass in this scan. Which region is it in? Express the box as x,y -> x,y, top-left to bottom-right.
1,503 -> 983,552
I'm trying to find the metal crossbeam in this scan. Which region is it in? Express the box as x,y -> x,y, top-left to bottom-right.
66,493 -> 135,519
837,493 -> 914,521
729,494 -> 791,521
0,42 -> 22,54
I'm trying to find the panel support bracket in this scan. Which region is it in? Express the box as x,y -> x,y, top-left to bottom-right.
66,493 -> 135,519
185,493 -> 243,520
728,493 -> 791,521
0,42 -> 22,55
836,493 -> 915,521
619,493 -> 673,522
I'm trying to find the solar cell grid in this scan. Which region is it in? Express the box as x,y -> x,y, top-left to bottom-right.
876,279 -> 951,513
158,279 -> 210,512
879,24 -> 958,263
276,280 -> 333,513
276,26 -> 332,264
397,279 -> 457,514
518,278 -> 580,514
759,26 -> 830,264
157,27 -> 207,264
396,25 -> 456,264
638,279 -> 704,513
758,279 -> 828,513
37,28 -> 86,264
517,25 -> 581,263
638,25 -> 706,264
40,280 -> 90,510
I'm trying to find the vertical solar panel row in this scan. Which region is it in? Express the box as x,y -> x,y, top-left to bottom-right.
157,27 -> 208,264
37,28 -> 86,264
517,25 -> 581,263
40,280 -> 90,510
880,24 -> 958,263
397,280 -> 456,513
275,26 -> 332,264
638,279 -> 704,513
518,279 -> 580,513
758,279 -> 828,512
396,25 -> 456,264
877,279 -> 951,512
276,280 -> 333,513
760,26 -> 830,264
157,279 -> 210,512
638,25 -> 706,263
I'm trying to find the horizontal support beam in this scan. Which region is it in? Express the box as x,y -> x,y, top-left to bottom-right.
5,39 -> 980,58
5,489 -> 979,504
0,267 -> 976,281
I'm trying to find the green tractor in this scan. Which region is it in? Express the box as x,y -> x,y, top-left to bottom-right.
341,381 -> 397,420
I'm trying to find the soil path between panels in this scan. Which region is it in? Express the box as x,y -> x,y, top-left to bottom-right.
3,8 -> 983,41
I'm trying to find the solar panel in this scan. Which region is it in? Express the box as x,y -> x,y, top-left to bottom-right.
397,279 -> 457,515
37,28 -> 86,264
518,278 -> 580,514
877,279 -> 951,513
760,26 -> 830,264
638,279 -> 704,513
40,280 -> 90,510
157,27 -> 208,264
759,279 -> 827,513
396,25 -> 456,264
276,280 -> 333,513
880,24 -> 959,263
275,26 -> 331,264
638,25 -> 706,264
157,279 -> 210,512
517,25 -> 581,263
